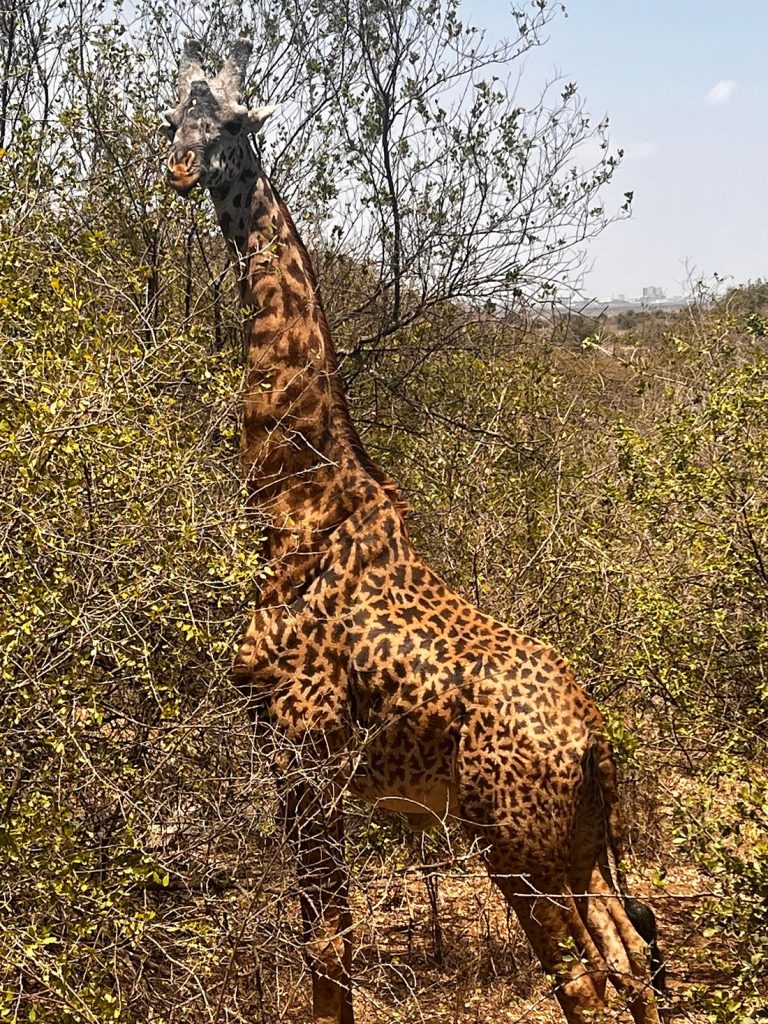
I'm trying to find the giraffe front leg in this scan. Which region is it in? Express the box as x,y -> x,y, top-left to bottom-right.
282,779 -> 354,1024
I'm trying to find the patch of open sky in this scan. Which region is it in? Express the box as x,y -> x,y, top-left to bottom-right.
49,0 -> 767,305
459,0 -> 768,300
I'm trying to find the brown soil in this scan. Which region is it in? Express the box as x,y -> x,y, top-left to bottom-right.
265,842 -> 717,1023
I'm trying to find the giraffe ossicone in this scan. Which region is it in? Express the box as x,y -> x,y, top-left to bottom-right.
163,37 -> 671,1024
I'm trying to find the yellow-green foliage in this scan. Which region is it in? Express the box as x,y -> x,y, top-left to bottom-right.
0,200 -> 287,1021
353,304 -> 768,1019
359,311 -> 768,755
2,88 -> 767,1024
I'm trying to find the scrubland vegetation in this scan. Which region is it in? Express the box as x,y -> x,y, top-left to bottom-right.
1,0 -> 767,1021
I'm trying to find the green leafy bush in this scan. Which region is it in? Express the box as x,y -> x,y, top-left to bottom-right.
0,187 -> 289,1021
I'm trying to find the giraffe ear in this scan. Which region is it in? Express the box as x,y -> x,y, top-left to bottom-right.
245,105 -> 279,135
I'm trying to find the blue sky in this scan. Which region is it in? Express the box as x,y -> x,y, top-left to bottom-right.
460,0 -> 768,299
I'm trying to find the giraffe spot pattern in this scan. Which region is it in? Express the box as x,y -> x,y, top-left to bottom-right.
169,100 -> 664,1019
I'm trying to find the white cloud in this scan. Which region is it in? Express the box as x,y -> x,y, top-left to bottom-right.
706,80 -> 737,105
626,141 -> 657,160
575,138 -> 611,166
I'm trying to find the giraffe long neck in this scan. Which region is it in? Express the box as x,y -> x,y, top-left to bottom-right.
209,145 -> 401,600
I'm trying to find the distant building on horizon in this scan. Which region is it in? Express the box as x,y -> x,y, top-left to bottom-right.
642,286 -> 664,302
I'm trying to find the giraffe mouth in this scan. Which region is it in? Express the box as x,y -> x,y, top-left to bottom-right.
166,150 -> 203,193
167,166 -> 202,193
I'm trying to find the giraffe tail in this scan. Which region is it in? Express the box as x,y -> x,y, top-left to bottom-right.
591,732 -> 668,1002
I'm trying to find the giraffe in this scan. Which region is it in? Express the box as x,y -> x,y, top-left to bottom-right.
163,38 -> 668,1024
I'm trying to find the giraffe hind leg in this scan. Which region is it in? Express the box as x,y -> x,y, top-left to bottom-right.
572,740 -> 666,1021
572,866 -> 663,1024
494,871 -> 608,1024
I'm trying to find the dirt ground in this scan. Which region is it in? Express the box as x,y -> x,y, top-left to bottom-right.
265,843 -> 715,1024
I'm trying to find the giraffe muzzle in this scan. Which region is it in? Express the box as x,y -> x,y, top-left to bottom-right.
166,149 -> 201,192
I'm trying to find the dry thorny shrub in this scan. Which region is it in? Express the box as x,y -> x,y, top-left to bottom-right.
2,0 -> 768,1019
4,192 -> 768,1021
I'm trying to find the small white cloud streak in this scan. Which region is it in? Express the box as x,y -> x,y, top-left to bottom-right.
626,141 -> 657,160
706,80 -> 736,105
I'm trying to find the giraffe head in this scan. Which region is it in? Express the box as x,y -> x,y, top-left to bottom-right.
164,38 -> 277,194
